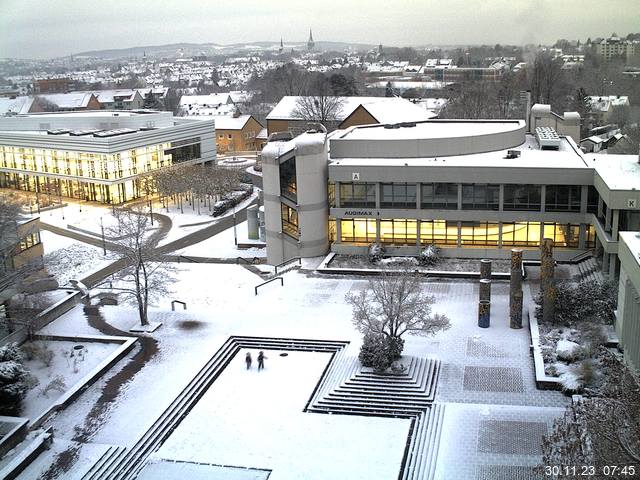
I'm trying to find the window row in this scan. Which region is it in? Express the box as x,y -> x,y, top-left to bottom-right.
338,182 -> 597,213
339,218 -> 594,249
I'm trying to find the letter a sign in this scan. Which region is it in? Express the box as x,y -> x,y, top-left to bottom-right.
352,172 -> 360,181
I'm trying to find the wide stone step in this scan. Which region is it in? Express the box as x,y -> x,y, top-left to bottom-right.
327,392 -> 430,407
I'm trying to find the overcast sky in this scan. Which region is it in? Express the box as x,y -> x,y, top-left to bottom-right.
1,0 -> 639,59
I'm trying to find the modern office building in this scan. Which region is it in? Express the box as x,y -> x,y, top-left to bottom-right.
617,232 -> 640,372
0,111 -> 216,204
0,216 -> 43,272
261,105 -> 640,281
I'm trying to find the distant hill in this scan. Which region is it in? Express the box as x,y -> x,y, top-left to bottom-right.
75,40 -> 377,59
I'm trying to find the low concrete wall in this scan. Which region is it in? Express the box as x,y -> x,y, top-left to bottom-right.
28,334 -> 137,429
0,290 -> 81,347
0,417 -> 29,458
528,306 -> 563,391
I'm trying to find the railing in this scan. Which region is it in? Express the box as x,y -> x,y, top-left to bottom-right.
236,256 -> 261,265
569,250 -> 593,263
255,276 -> 283,295
177,255 -> 200,263
171,300 -> 187,311
274,257 -> 301,275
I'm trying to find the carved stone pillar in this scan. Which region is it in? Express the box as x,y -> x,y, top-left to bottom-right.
480,259 -> 492,280
478,300 -> 490,328
510,249 -> 523,329
541,238 -> 556,323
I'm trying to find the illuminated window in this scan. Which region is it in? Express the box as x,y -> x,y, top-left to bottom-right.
460,222 -> 500,246
379,219 -> 417,245
502,222 -> 542,247
328,181 -> 335,208
328,218 -> 336,242
585,224 -> 596,248
281,203 -> 298,239
543,223 -> 580,248
340,218 -> 376,243
420,220 -> 458,246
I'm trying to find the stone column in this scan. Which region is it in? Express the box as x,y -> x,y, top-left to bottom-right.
480,259 -> 492,280
479,279 -> 491,302
540,238 -> 555,323
478,300 -> 490,328
510,248 -> 523,329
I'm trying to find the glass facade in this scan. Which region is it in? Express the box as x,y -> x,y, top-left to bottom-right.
421,183 -> 458,209
419,220 -> 458,245
587,186 -> 599,214
543,223 -> 580,248
340,218 -> 376,243
459,222 -> 500,246
381,183 -> 416,208
0,140 -> 202,204
279,156 -> 297,202
501,222 -> 542,247
280,203 -> 298,238
379,219 -> 417,244
462,184 -> 500,210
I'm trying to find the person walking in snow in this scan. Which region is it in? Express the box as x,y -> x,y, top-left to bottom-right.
245,352 -> 252,370
258,351 -> 267,371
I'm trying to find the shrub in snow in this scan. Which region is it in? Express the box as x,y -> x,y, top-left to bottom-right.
555,362 -> 584,393
418,244 -> 440,266
556,340 -> 584,362
359,332 -> 392,373
386,336 -> 405,362
40,375 -> 67,398
368,243 -> 386,264
0,343 -> 30,415
535,280 -> 618,326
22,342 -> 54,367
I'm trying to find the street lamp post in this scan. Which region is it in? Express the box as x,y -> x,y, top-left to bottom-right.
100,217 -> 106,256
233,202 -> 238,246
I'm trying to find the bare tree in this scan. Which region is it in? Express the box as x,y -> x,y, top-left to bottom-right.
542,349 -> 640,470
292,74 -> 345,131
105,206 -> 175,326
529,52 -> 566,108
345,271 -> 450,343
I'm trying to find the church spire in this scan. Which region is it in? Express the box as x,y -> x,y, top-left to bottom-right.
307,29 -> 315,51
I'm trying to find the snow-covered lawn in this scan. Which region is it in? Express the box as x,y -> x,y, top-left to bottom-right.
41,230 -> 115,286
177,220 -> 265,258
20,340 -> 121,420
156,348 -> 410,480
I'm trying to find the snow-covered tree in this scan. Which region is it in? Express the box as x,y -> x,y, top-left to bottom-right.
0,343 -> 30,415
345,270 -> 450,357
105,206 -> 175,326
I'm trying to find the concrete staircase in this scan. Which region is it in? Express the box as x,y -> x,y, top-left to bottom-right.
80,336 -> 347,480
576,256 -> 604,284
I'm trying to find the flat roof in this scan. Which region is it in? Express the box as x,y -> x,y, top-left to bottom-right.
620,232 -> 640,265
12,110 -> 160,118
329,135 -> 589,170
339,120 -> 524,141
590,154 -> 640,191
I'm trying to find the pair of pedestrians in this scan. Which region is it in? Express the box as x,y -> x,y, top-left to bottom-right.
245,351 -> 266,370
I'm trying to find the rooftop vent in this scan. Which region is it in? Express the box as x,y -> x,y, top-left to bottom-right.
535,126 -> 561,150
93,128 -> 137,138
70,129 -> 100,136
505,150 -> 521,159
47,129 -> 70,135
399,122 -> 417,128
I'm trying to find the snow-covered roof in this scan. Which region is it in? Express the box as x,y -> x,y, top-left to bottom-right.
266,96 -> 435,123
0,96 -> 33,115
212,114 -> 254,130
590,154 -> 640,191
35,93 -> 96,109
587,96 -> 630,113
136,87 -> 169,99
329,134 -> 588,170
256,128 -> 268,139
68,89 -> 140,104
179,93 -> 233,108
